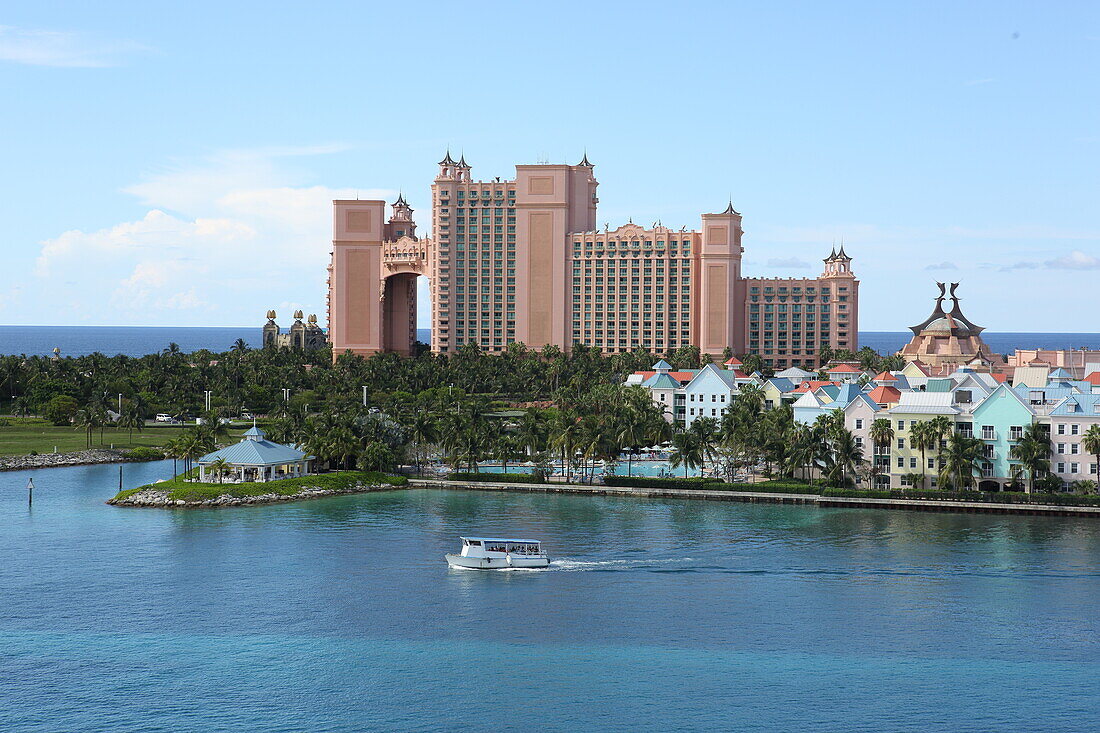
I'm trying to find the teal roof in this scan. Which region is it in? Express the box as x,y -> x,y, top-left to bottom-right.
198,437 -> 307,466
644,373 -> 681,389
243,426 -> 266,438
926,378 -> 955,392
1048,367 -> 1073,379
652,359 -> 672,370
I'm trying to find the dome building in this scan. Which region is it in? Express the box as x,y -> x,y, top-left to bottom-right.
899,283 -> 1001,374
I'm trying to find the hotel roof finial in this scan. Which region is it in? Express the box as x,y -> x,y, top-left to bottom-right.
722,199 -> 739,215
579,150 -> 593,167
439,149 -> 456,166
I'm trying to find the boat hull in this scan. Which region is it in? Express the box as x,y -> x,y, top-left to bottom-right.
445,554 -> 550,570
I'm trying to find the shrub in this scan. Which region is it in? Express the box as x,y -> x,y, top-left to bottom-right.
602,475 -> 722,489
818,487 -> 1100,507
124,447 -> 166,462
447,472 -> 543,484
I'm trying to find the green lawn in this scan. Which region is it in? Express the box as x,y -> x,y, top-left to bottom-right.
0,417 -> 247,456
113,470 -> 408,502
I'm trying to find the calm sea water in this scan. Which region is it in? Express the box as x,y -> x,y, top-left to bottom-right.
3,326 -> 1100,359
1,461 -> 1098,731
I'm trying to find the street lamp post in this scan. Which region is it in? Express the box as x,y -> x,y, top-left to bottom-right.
362,386 -> 368,407
204,390 -> 212,413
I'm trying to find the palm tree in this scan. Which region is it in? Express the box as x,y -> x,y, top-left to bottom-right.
670,431 -> 702,478
828,428 -> 864,487
909,421 -> 936,489
73,405 -> 107,448
1082,424 -> 1100,493
939,433 -> 984,490
406,411 -> 438,473
869,418 -> 895,488
687,417 -> 719,476
927,415 -> 953,471
230,338 -> 250,354
207,457 -> 231,483
1009,422 -> 1051,493
116,405 -> 144,443
616,406 -> 649,477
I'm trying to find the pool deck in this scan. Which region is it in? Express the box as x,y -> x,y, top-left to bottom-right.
409,479 -> 1100,518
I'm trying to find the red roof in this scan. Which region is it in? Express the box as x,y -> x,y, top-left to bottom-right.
871,371 -> 897,382
868,385 -> 901,404
792,380 -> 838,393
907,361 -> 932,376
633,370 -> 696,384
992,373 -> 1009,383
827,364 -> 862,373
1085,372 -> 1100,385
724,356 -> 742,366
729,369 -> 749,379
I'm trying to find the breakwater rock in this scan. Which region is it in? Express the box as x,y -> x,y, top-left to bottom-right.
1,449 -> 131,472
108,482 -> 395,508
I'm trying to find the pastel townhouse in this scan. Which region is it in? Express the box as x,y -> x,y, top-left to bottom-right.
761,376 -> 797,410
1047,394 -> 1100,486
884,392 -> 961,488
967,383 -> 1038,491
625,360 -> 696,422
627,359 -> 751,426
681,362 -> 748,427
843,392 -> 883,470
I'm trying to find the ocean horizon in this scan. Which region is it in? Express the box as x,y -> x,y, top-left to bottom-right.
2,325 -> 1100,359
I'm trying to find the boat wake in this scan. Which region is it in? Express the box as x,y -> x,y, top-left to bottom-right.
549,557 -> 697,572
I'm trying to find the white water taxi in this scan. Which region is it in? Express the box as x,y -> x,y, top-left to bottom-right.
445,537 -> 550,570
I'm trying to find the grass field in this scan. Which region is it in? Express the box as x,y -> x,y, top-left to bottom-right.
113,470 -> 408,502
0,417 -> 247,457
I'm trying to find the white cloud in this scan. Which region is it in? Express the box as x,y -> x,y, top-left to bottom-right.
925,261 -> 958,270
0,25 -> 143,67
33,146 -> 396,325
1045,250 -> 1100,270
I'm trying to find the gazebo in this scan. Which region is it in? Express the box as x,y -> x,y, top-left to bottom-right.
196,426 -> 312,483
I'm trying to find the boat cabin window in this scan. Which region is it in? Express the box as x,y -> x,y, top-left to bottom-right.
464,539 -> 482,547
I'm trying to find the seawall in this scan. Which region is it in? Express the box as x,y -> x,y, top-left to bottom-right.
409,479 -> 1100,518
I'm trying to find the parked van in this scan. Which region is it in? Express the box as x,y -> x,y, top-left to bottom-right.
155,414 -> 173,423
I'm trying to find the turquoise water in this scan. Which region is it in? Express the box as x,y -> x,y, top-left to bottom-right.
2,461 -> 1100,731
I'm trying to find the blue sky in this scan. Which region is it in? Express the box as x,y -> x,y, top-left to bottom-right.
1,1 -> 1098,332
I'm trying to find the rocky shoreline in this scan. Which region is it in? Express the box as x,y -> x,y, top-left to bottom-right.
1,449 -> 135,472
108,481 -> 396,508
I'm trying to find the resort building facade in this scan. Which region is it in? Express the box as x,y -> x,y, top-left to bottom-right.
328,153 -> 859,367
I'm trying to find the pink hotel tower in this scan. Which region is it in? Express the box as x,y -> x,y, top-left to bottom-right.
327,153 -> 858,368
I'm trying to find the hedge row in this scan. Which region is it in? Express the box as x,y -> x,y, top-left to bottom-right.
602,475 -> 722,489
603,475 -> 822,494
820,488 -> 1100,507
447,472 -> 544,484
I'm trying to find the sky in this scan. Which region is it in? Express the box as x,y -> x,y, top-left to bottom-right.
0,1 -> 1098,332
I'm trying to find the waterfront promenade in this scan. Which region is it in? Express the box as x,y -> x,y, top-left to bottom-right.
411,478 -> 1100,518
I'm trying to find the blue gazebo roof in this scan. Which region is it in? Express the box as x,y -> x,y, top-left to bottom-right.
198,435 -> 308,467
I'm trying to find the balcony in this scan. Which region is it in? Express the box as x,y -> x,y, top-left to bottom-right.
981,428 -> 996,441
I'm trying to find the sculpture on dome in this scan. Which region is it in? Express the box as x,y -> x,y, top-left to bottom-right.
898,282 -> 1000,374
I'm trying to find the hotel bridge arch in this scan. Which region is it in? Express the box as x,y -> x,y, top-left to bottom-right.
379,239 -> 430,356
328,199 -> 431,359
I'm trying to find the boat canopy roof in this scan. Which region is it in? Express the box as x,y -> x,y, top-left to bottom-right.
462,536 -> 540,544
